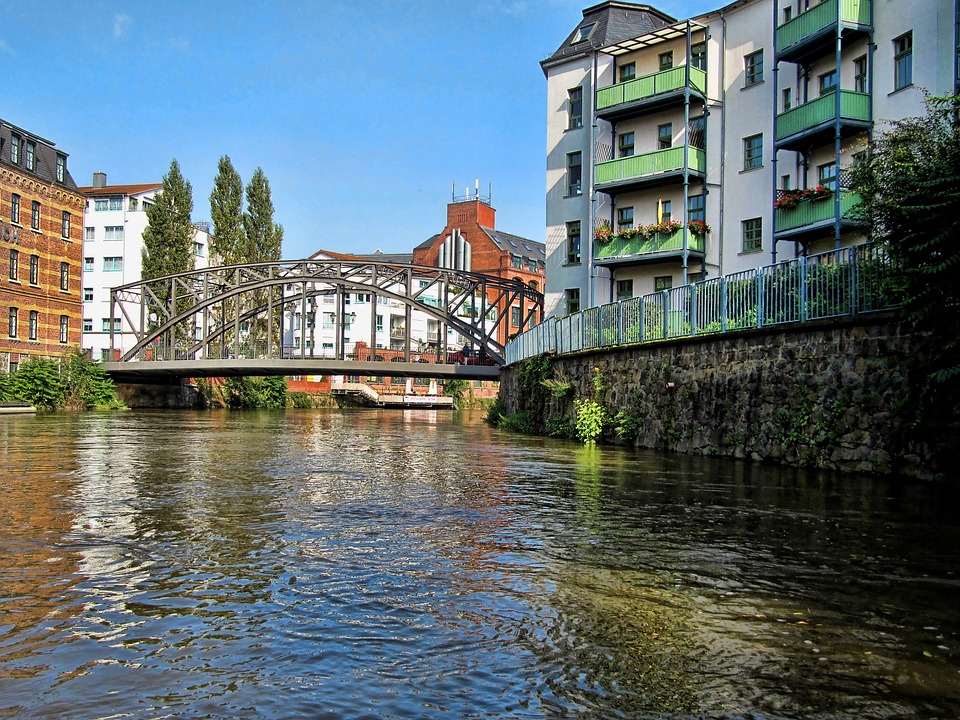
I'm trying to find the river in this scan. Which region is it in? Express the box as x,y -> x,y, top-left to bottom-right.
0,409 -> 957,719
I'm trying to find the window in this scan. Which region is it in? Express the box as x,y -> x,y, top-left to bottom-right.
104,226 -> 124,241
511,306 -> 522,327
659,199 -> 672,223
688,116 -> 706,149
102,318 -> 121,332
568,87 -> 583,129
29,255 -> 38,285
29,311 -> 38,340
618,131 -> 635,157
31,201 -> 40,231
8,249 -> 18,280
619,62 -> 636,82
658,123 -> 672,150
573,23 -> 594,43
854,55 -> 868,93
141,200 -> 152,212
565,288 -> 580,315
85,227 -> 94,241
616,279 -> 633,301
566,221 -> 581,264
376,315 -> 384,332
566,152 -> 582,195
894,32 -> 912,91
654,276 -> 673,291
11,194 -> 19,224
56,154 -> 65,183
84,257 -> 94,271
691,42 -> 706,71
94,199 -> 108,211
688,194 -> 705,223
819,70 -> 838,95
8,307 -> 17,337
818,161 -> 837,190
83,287 -> 93,302
60,262 -> 69,291
617,206 -> 634,230
742,218 -> 763,253
743,134 -> 763,170
511,254 -> 522,269
659,51 -> 673,71
103,257 -> 123,272
129,197 -> 138,212
782,87 -> 792,111
783,6 -> 792,23
60,316 -> 69,344
194,242 -> 204,257
62,211 -> 71,239
10,135 -> 20,164
744,50 -> 763,86
83,318 -> 93,333
781,174 -> 792,191
25,141 -> 35,171
108,197 -> 123,211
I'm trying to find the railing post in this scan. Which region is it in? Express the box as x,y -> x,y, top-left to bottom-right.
720,276 -> 728,333
689,283 -> 697,336
850,244 -> 859,315
662,290 -> 669,339
757,267 -> 765,328
800,255 -> 809,323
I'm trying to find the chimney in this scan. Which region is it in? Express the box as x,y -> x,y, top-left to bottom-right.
93,172 -> 107,189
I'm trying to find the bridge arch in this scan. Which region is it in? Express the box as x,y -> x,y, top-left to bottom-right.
110,259 -> 543,367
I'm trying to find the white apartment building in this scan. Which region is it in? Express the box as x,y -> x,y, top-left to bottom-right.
542,0 -> 960,317
79,173 -> 211,361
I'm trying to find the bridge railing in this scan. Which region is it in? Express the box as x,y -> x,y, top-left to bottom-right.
505,243 -> 896,365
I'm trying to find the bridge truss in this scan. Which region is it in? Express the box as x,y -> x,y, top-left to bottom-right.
109,259 -> 543,367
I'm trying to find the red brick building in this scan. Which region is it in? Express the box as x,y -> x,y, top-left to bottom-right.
413,189 -> 544,347
0,120 -> 84,371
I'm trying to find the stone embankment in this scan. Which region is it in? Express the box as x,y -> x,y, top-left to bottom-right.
498,313 -> 937,477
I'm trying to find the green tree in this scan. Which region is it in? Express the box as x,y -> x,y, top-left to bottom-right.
851,94 -> 960,468
243,167 -> 283,263
142,159 -> 195,344
60,347 -> 123,409
209,155 -> 245,266
11,358 -> 65,410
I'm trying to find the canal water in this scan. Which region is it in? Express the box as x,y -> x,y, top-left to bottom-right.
0,409 -> 958,719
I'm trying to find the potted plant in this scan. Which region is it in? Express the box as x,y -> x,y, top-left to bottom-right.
805,184 -> 833,201
594,220 -> 614,244
687,219 -> 711,237
775,189 -> 804,209
618,225 -> 640,240
651,220 -> 682,236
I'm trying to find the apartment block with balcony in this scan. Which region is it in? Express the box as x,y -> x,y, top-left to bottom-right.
0,119 -> 85,372
543,0 -> 959,317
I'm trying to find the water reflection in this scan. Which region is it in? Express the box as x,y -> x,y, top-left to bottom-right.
0,409 -> 957,719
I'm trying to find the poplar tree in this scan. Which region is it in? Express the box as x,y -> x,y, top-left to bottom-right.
141,159 -> 195,341
243,167 -> 284,263
209,155 -> 245,266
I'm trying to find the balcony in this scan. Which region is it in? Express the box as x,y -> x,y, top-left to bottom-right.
775,90 -> 870,150
775,190 -> 863,238
595,146 -> 705,193
596,66 -> 706,121
594,228 -> 705,264
776,0 -> 872,64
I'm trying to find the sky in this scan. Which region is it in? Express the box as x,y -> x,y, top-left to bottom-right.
4,0 -> 717,260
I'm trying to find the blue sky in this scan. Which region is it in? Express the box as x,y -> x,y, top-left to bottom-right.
5,0 -> 717,259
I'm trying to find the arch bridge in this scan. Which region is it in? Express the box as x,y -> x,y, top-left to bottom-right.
101,259 -> 543,383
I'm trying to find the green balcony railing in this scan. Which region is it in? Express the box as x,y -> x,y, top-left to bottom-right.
594,228 -> 705,261
775,90 -> 870,141
775,190 -> 861,233
597,66 -> 707,111
776,0 -> 872,54
595,146 -> 706,186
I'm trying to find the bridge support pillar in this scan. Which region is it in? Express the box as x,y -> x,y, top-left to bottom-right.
115,380 -> 202,409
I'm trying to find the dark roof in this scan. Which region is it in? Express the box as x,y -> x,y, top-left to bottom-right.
415,234 -> 440,252
480,227 -> 546,260
79,183 -> 162,196
0,118 -> 81,193
541,1 -> 676,71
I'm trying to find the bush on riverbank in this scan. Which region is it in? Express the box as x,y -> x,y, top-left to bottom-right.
0,348 -> 124,410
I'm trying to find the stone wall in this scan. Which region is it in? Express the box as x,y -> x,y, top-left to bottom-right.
498,313 -> 937,477
116,381 -> 200,409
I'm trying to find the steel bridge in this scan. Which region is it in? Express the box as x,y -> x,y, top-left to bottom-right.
100,259 -> 542,384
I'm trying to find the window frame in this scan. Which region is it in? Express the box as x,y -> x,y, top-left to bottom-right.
744,49 -> 764,87
617,206 -> 634,231
854,54 -> 868,93
29,255 -> 39,285
25,141 -> 35,171
9,248 -> 18,281
10,135 -> 20,164
818,69 -> 838,95
31,201 -> 40,231
616,279 -> 633,301
56,154 -> 66,183
654,276 -> 673,292
568,86 -> 583,130
691,42 -> 706,71
894,32 -> 912,91
742,218 -> 763,254
11,194 -> 20,225
657,123 -> 673,151
8,307 -> 17,338
743,134 -> 763,170
566,151 -> 582,196
565,288 -> 580,315
618,62 -> 636,83
566,220 -> 581,264
62,211 -> 71,239
618,131 -> 635,158
29,311 -> 38,341
658,51 -> 673,71
60,262 -> 70,291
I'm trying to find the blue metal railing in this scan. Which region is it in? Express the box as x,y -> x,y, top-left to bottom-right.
505,243 -> 895,365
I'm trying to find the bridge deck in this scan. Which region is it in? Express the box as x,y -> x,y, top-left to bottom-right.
102,359 -> 500,384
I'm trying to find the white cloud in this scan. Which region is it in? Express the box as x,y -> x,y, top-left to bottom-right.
113,14 -> 132,39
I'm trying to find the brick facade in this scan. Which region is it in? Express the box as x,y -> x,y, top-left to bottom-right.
0,120 -> 84,371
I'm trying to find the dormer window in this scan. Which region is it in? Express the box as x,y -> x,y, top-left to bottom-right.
572,22 -> 595,44
10,135 -> 20,164
25,141 -> 35,171
56,154 -> 65,183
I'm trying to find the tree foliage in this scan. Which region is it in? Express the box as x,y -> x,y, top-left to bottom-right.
243,167 -> 283,263
142,159 -> 195,281
224,375 -> 287,409
209,155 -> 245,266
0,350 -> 124,410
851,94 -> 960,466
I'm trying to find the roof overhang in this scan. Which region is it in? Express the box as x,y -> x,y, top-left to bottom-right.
599,20 -> 708,55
